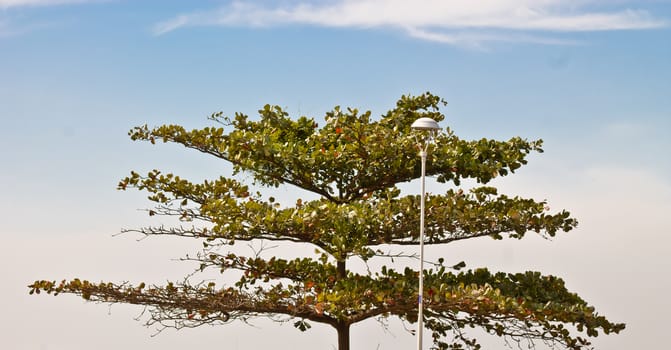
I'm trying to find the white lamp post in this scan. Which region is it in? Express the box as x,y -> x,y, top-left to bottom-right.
410,117 -> 441,350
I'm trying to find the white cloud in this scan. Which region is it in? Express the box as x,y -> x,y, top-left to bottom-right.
404,26 -> 581,49
153,0 -> 667,46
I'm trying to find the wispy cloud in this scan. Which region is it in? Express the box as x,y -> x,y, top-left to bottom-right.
153,0 -> 667,47
404,26 -> 581,50
0,0 -> 92,8
0,0 -> 98,37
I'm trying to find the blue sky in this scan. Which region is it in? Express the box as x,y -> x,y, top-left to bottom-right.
1,1 -> 670,349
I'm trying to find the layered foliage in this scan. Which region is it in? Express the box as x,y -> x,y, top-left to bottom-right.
30,93 -> 623,349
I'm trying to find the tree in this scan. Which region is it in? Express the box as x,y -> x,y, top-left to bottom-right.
30,92 -> 624,349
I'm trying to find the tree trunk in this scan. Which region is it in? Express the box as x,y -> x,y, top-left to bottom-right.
335,259 -> 349,350
337,260 -> 346,280
337,321 -> 350,350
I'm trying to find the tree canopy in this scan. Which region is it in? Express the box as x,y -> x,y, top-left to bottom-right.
29,92 -> 624,349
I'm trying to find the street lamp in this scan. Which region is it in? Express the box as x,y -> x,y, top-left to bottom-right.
410,117 -> 441,350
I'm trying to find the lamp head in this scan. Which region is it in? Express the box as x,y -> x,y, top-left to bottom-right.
411,117 -> 440,131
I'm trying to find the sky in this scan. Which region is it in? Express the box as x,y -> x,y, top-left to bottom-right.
1,0 -> 670,349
